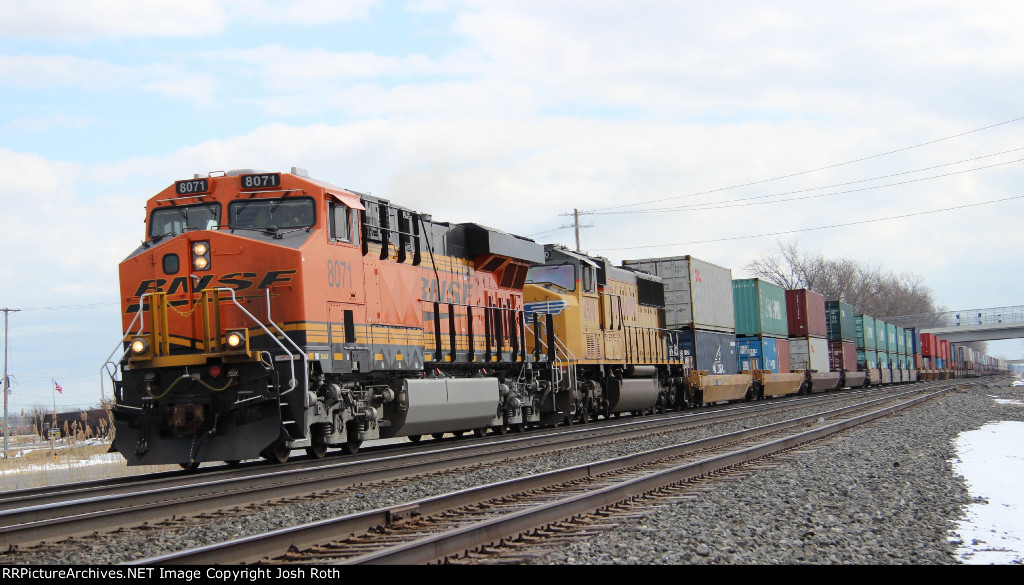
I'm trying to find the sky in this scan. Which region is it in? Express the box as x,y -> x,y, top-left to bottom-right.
1,0 -> 1023,413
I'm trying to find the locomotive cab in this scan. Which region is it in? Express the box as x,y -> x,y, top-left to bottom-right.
106,168 -> 546,468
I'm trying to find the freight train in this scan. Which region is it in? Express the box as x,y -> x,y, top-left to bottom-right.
102,168 -> 1005,469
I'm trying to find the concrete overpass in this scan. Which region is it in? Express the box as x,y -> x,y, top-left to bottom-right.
887,305 -> 1024,343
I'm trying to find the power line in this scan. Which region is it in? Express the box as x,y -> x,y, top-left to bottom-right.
19,302 -> 119,312
589,154 -> 1024,215
593,194 -> 1024,252
586,114 -> 1024,214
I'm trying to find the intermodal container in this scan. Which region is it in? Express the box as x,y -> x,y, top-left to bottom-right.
732,279 -> 788,338
736,336 -> 782,372
776,338 -> 791,373
940,339 -> 950,361
857,349 -> 878,370
789,336 -> 829,372
920,333 -> 938,356
785,289 -> 827,338
905,327 -> 919,355
878,352 -> 890,369
886,323 -> 898,355
828,340 -> 857,371
895,326 -> 906,355
855,315 -> 877,350
622,256 -> 735,332
874,319 -> 888,353
825,301 -> 856,342
668,329 -> 738,375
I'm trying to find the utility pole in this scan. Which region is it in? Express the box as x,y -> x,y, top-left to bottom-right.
2,308 -> 20,459
558,208 -> 593,253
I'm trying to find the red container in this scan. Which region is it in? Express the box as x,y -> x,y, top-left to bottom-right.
785,289 -> 827,338
940,339 -> 950,361
828,340 -> 857,371
914,354 -> 922,369
920,333 -> 938,357
776,338 -> 791,373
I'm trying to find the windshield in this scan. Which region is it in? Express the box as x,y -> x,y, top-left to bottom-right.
526,264 -> 576,292
149,203 -> 221,240
229,198 -> 315,230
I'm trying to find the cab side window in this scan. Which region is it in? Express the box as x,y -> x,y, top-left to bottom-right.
582,266 -> 596,293
328,202 -> 354,244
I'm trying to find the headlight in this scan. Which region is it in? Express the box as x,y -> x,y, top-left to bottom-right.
130,337 -> 149,356
225,329 -> 247,351
192,241 -> 211,271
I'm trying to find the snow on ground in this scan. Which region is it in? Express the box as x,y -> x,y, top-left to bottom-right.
949,399 -> 1024,565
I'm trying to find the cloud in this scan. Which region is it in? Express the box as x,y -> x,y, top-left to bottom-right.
0,55 -> 219,106
0,0 -> 380,40
0,0 -> 227,40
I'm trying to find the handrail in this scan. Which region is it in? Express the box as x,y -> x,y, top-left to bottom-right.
99,287 -> 305,401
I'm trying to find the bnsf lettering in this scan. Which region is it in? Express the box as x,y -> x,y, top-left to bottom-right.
420,277 -> 474,305
132,270 -> 297,298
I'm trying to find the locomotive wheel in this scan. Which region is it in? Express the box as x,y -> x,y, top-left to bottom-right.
225,460 -> 241,467
305,445 -> 328,459
578,406 -> 590,424
179,461 -> 200,472
492,424 -> 509,435
408,434 -> 422,443
263,444 -> 290,464
343,439 -> 362,454
431,432 -> 446,440
512,423 -> 527,433
473,427 -> 489,438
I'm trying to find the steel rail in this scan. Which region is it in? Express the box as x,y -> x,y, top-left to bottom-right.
129,384 -> 957,565
0,384 -> 936,551
0,379 -> 913,512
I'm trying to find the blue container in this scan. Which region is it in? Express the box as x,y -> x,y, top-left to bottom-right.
668,329 -> 739,375
737,336 -> 781,372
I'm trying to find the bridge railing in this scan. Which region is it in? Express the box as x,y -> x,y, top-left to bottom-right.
888,305 -> 1024,329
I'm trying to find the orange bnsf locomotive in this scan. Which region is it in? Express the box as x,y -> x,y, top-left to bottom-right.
105,168 -> 1000,470
105,168 -> 690,468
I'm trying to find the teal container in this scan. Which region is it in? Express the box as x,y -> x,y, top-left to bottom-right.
826,301 -> 856,342
732,279 -> 788,338
857,348 -> 878,370
855,315 -> 877,350
874,319 -> 888,353
886,323 -> 898,354
878,352 -> 890,368
896,326 -> 906,355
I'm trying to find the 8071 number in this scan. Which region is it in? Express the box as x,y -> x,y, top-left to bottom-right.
240,173 -> 281,189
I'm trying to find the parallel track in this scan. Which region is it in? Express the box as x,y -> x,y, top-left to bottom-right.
129,383 -> 962,565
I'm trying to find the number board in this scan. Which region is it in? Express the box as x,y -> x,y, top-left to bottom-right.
175,178 -> 210,195
240,173 -> 282,190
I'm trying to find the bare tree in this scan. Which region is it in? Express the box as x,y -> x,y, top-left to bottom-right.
745,239 -> 937,318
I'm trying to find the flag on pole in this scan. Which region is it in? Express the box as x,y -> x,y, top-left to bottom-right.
53,380 -> 62,394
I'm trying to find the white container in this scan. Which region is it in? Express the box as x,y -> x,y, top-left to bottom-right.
622,255 -> 735,332
788,336 -> 830,372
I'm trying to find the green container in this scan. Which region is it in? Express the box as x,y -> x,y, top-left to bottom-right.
732,279 -> 788,338
878,352 -> 890,368
896,326 -> 906,355
826,301 -> 856,342
886,323 -> 898,354
875,319 -> 888,353
855,315 -> 876,350
857,348 -> 878,370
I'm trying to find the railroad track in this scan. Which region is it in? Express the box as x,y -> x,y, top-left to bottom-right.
128,383 -> 961,565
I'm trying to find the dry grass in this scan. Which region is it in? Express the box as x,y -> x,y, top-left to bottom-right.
0,435 -> 178,490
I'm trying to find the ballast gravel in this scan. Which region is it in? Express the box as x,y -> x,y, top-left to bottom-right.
23,378 -> 1024,565
542,380 -> 1024,565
